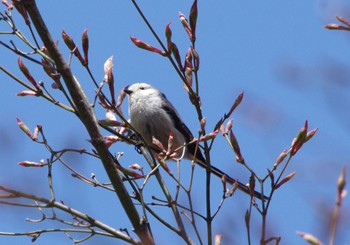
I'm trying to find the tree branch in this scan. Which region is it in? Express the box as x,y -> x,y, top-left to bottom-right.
20,1 -> 153,244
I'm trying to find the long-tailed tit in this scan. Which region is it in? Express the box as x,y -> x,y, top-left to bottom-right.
124,83 -> 265,200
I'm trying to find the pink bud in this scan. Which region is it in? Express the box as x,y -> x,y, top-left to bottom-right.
199,129 -> 219,141
16,90 -> 37,96
305,128 -> 318,143
106,110 -> 116,121
167,131 -> 174,155
32,125 -> 42,141
18,161 -> 45,167
215,235 -> 223,245
324,24 -> 350,31
179,12 -> 192,40
41,59 -> 61,87
275,171 -> 296,189
291,120 -> 308,156
18,57 -> 41,92
129,163 -> 143,171
336,16 -> 350,27
103,135 -> 119,142
200,117 -> 206,132
296,231 -> 323,245
156,157 -> 172,175
17,118 -> 33,140
225,119 -> 233,133
219,125 -> 225,134
103,56 -> 116,105
130,36 -> 167,56
116,86 -> 127,109
115,165 -> 143,179
152,136 -> 165,152
62,30 -> 84,64
103,56 -> 114,82
97,92 -> 111,109
2,0 -> 13,10
273,149 -> 288,168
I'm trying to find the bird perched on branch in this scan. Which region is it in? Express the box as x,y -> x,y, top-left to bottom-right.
124,83 -> 265,200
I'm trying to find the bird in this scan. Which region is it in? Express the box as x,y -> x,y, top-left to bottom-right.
124,82 -> 265,200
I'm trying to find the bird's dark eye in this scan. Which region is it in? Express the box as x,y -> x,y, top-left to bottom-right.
139,86 -> 145,90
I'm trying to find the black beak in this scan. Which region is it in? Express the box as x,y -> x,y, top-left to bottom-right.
124,85 -> 132,95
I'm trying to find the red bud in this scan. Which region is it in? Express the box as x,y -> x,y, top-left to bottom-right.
192,47 -> 200,71
268,168 -> 275,189
169,42 -> 182,71
189,0 -> 198,42
82,28 -> 89,65
99,119 -> 122,127
18,57 -> 41,92
184,47 -> 193,71
62,30 -> 84,64
165,22 -> 172,41
249,173 -> 256,197
13,1 -> 30,25
115,164 -> 143,179
226,92 -> 244,118
156,157 -> 172,175
229,129 -> 244,163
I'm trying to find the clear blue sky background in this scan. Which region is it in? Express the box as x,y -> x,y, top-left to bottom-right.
0,1 -> 349,244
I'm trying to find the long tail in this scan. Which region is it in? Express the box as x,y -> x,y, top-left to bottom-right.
195,159 -> 267,200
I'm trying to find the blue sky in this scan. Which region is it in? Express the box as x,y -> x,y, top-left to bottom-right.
0,1 -> 349,244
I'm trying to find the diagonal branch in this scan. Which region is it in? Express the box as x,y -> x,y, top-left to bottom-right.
0,185 -> 140,244
20,1 -> 153,244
